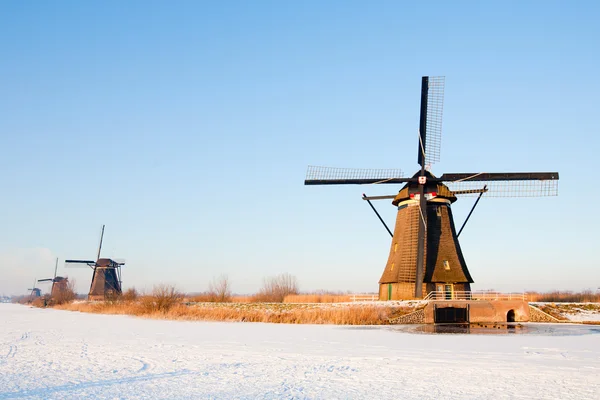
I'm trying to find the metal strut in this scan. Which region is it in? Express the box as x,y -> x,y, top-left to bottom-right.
362,194 -> 393,237
457,185 -> 487,237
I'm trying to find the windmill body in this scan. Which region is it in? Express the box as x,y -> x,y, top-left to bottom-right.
305,76 -> 559,300
38,258 -> 70,301
27,277 -> 42,300
378,170 -> 473,299
38,276 -> 69,300
88,258 -> 123,300
65,226 -> 124,301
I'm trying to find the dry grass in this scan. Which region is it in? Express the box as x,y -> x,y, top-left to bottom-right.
186,294 -> 252,303
31,297 -> 48,308
283,294 -> 352,303
54,299 -> 413,325
527,290 -> 600,303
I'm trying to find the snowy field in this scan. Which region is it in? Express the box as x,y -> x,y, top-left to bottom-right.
1,304 -> 599,399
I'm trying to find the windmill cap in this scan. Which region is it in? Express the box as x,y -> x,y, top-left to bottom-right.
391,170 -> 457,206
96,258 -> 123,267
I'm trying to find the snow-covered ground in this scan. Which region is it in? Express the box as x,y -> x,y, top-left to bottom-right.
531,302 -> 600,322
1,304 -> 599,399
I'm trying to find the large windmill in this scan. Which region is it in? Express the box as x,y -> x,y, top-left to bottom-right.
38,258 -> 70,300
305,76 -> 559,300
65,225 -> 125,300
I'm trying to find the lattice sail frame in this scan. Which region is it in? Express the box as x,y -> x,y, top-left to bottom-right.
446,179 -> 558,197
424,76 -> 445,165
306,166 -> 403,182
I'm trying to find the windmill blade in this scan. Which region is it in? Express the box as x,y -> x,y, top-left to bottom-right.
305,166 -> 408,185
418,76 -> 445,167
361,194 -> 397,200
442,172 -> 559,198
452,188 -> 488,195
440,172 -> 559,181
97,225 -> 105,260
37,278 -> 54,282
65,259 -> 96,269
65,259 -> 96,264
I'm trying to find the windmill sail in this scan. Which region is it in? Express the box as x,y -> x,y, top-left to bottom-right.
418,76 -> 444,166
441,172 -> 559,197
305,166 -> 406,185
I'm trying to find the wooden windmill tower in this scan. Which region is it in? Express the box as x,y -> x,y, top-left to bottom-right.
65,225 -> 125,301
38,258 -> 69,300
305,76 -> 559,300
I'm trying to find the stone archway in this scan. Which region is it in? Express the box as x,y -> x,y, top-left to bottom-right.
507,309 -> 515,323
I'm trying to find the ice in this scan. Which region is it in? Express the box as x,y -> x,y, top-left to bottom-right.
1,304 -> 599,399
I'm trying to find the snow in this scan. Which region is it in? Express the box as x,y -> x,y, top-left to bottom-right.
566,313 -> 600,322
1,304 -> 600,399
531,303 -> 600,322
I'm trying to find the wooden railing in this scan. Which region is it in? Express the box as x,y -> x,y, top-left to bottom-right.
423,291 -> 527,301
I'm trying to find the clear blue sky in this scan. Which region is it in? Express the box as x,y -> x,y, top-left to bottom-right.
1,0 -> 599,296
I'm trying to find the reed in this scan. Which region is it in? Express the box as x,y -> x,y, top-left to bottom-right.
54,299 -> 412,325
283,294 -> 352,303
527,290 -> 600,303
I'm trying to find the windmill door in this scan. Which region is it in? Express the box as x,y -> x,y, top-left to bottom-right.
436,284 -> 454,300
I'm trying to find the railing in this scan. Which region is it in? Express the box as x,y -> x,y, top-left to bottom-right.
423,291 -> 527,301
351,294 -> 378,302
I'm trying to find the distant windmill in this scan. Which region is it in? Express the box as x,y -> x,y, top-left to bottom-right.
305,76 -> 559,300
37,258 -> 69,300
65,225 -> 125,300
27,278 -> 41,300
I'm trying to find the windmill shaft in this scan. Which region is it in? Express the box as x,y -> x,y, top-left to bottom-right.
415,182 -> 426,297
414,76 -> 430,297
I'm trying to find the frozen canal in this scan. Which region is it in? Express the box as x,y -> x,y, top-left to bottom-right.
1,304 -> 599,399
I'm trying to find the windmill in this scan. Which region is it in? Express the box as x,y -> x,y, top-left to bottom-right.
38,258 -> 69,300
27,278 -> 41,300
65,225 -> 125,300
305,76 -> 559,300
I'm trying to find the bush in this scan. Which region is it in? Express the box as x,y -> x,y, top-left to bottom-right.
53,279 -> 77,305
207,274 -> 232,302
150,284 -> 183,312
121,288 -> 139,302
253,273 -> 299,303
